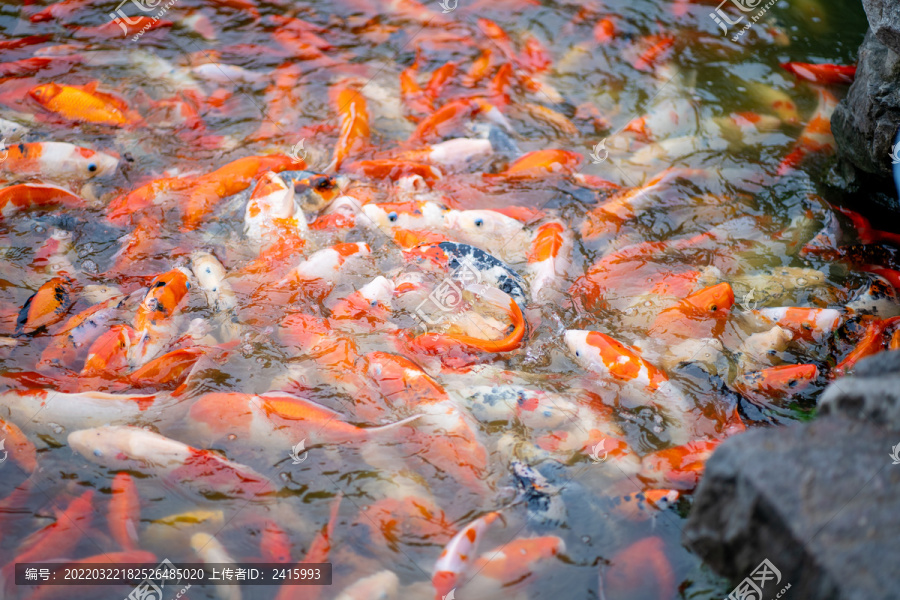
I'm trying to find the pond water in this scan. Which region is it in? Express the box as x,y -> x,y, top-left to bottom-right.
0,0 -> 878,598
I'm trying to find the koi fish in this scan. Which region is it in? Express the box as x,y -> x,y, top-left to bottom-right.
472,536 -> 565,584
81,324 -> 138,378
641,440 -> 720,488
181,154 -> 297,230
330,86 -> 370,172
527,221 -> 573,302
69,17 -> 174,39
358,495 -> 454,552
647,283 -> 735,340
409,98 -> 487,144
0,183 -> 84,219
16,274 -> 75,335
328,276 -> 395,329
191,533 -> 242,600
732,363 -> 819,405
132,268 -> 192,364
777,87 -> 838,176
38,294 -> 125,370
0,416 -> 37,474
244,171 -> 308,250
753,307 -> 842,343
109,472 -> 141,551
432,511 -> 501,600
191,251 -> 238,314
106,175 -> 197,227
68,425 -> 278,501
781,62 -> 856,85
0,141 -> 118,181
260,520 -> 292,563
485,149 -> 582,180
833,317 -> 900,377
10,490 -> 94,565
29,82 -> 142,127
599,537 -> 675,600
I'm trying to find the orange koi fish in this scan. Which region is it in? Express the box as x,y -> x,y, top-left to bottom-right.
260,520 -> 292,563
463,48 -> 494,88
16,275 -> 75,335
485,149 -> 582,180
777,87 -> 838,176
347,159 -> 442,183
594,17 -> 618,44
0,141 -> 118,180
633,34 -> 675,72
781,62 -> 856,85
12,490 -> 94,564
409,98 -> 486,145
30,0 -> 100,22
109,472 -> 141,551
432,511 -> 501,600
29,82 -> 142,127
835,206 -> 900,246
641,440 -> 720,488
0,417 -> 37,474
121,346 -> 212,391
648,283 -> 735,340
274,494 -> 342,600
38,294 -> 125,370
833,317 -> 900,377
611,489 -> 680,522
328,277 -> 394,329
0,183 -> 83,219
132,268 -> 191,364
181,154 -> 297,230
600,537 -> 675,600
69,17 -> 173,39
106,176 -> 196,227
472,536 -> 565,584
81,324 -> 138,378
732,363 -> 819,405
358,496 -> 454,552
330,86 -> 370,171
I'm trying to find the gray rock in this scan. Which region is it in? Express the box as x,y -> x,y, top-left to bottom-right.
832,30 -> 900,186
818,349 -> 900,429
863,0 -> 900,53
683,416 -> 900,600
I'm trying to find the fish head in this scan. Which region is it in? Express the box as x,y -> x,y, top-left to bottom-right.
28,83 -> 62,107
684,282 -> 734,315
75,147 -> 118,178
247,171 -> 295,221
444,209 -> 524,240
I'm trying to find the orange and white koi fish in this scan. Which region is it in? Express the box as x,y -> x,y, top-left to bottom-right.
781,62 -> 856,85
471,536 -> 565,585
347,159 -> 442,183
81,324 -> 138,378
244,171 -> 307,250
190,251 -> 237,315
188,391 -> 421,448
109,472 -> 141,552
16,274 -> 75,335
527,221 -> 573,303
432,511 -> 501,600
132,268 -> 192,364
29,82 -> 142,127
281,242 -> 371,287
777,87 -> 838,176
68,425 -> 278,501
334,571 -> 400,600
330,86 -> 370,172
0,183 -> 84,219
0,416 -> 37,474
732,363 -> 819,406
361,200 -> 447,232
0,141 -> 117,180
443,208 -> 528,253
753,307 -> 842,343
106,175 -> 197,227
647,283 -> 735,341
328,276 -> 395,330
640,440 -> 720,488
38,294 -> 125,369
181,154 -> 297,230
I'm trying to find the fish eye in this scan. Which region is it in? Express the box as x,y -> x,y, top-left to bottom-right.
185,281 -> 191,289
575,350 -> 580,357
370,300 -> 378,307
788,379 -> 798,387
474,218 -> 484,227
709,304 -> 717,311
316,178 -> 332,190
93,448 -> 103,457
88,163 -> 97,172
388,212 -> 398,222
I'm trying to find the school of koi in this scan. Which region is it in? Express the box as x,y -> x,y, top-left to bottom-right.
0,0 -> 893,598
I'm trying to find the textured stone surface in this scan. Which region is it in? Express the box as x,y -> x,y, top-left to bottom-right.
832,29 -> 900,189
863,0 -> 900,53
818,349 -> 900,429
683,416 -> 900,600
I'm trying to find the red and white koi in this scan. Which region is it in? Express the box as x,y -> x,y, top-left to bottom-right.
432,511 -> 501,600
